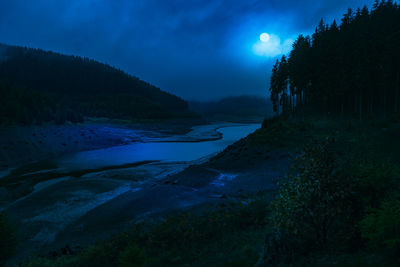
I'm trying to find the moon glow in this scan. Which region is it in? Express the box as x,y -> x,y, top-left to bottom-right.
260,33 -> 270,42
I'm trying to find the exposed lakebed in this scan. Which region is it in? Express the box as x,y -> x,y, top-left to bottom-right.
3,122 -> 273,262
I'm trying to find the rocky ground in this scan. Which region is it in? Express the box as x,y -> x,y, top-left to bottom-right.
0,122 -> 155,172
1,121 -> 293,265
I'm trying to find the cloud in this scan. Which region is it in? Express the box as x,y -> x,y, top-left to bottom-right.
252,34 -> 294,58
0,0 -> 377,100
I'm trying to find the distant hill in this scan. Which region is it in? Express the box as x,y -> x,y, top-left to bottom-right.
0,43 -> 194,124
189,96 -> 273,122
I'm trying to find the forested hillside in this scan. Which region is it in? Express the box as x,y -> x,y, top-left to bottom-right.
0,44 -> 193,124
189,96 -> 272,121
269,0 -> 400,119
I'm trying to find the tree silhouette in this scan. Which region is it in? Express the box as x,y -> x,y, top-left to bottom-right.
269,0 -> 400,120
0,44 -> 193,124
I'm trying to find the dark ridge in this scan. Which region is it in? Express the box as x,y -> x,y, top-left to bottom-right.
0,43 -> 196,124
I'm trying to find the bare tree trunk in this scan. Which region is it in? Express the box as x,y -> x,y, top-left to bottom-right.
292,94 -> 295,112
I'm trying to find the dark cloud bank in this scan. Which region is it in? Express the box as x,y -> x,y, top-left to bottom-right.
0,0 -> 375,100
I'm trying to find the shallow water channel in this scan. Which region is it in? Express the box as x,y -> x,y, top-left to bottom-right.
56,123 -> 261,171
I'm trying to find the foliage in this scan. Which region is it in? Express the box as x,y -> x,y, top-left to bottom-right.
262,117 -> 400,265
269,1 -> 400,119
23,198 -> 270,267
21,256 -> 76,267
118,244 -> 147,267
0,213 -> 16,266
0,43 -> 194,124
361,199 -> 400,255
351,160 -> 399,209
76,232 -> 132,267
270,138 -> 356,248
189,95 -> 273,121
0,81 -> 83,125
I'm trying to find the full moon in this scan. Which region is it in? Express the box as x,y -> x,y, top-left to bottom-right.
260,33 -> 270,43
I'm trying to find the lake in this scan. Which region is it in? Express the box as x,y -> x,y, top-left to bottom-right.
56,123 -> 261,171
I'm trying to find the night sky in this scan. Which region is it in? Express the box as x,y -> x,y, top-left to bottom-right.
0,0 -> 375,100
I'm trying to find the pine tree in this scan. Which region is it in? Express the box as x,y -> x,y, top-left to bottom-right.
269,60 -> 280,114
268,2 -> 400,119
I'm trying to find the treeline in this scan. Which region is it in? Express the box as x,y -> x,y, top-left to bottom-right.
0,44 -> 193,124
0,82 -> 83,125
189,95 -> 272,119
269,0 -> 400,119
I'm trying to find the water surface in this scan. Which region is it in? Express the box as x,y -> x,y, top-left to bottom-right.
57,124 -> 260,171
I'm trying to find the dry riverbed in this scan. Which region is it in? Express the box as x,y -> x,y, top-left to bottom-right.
0,121 -> 292,265
0,119 -> 206,172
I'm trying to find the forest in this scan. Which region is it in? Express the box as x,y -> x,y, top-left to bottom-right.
189,96 -> 272,121
0,44 -> 193,124
269,0 -> 400,120
1,1 -> 400,266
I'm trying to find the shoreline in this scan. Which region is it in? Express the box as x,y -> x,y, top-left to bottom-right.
0,122 -> 259,204
2,121 -> 275,264
0,119 -> 209,172
0,121 -> 253,174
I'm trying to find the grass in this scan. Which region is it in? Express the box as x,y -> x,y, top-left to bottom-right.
13,115 -> 400,266
250,115 -> 400,162
22,196 -> 272,267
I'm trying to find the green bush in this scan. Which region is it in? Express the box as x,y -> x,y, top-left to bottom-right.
261,116 -> 285,129
26,198 -> 269,267
118,244 -> 147,267
361,199 -> 400,256
76,232 -> 131,267
265,134 -> 400,265
351,161 -> 398,209
21,256 -> 76,267
0,81 -> 84,125
0,213 -> 16,265
270,138 -> 356,248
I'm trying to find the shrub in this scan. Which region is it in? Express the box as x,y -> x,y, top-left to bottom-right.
118,244 -> 147,267
351,161 -> 398,209
21,256 -> 76,267
270,138 -> 356,248
76,232 -> 131,267
361,199 -> 400,256
262,116 -> 285,129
